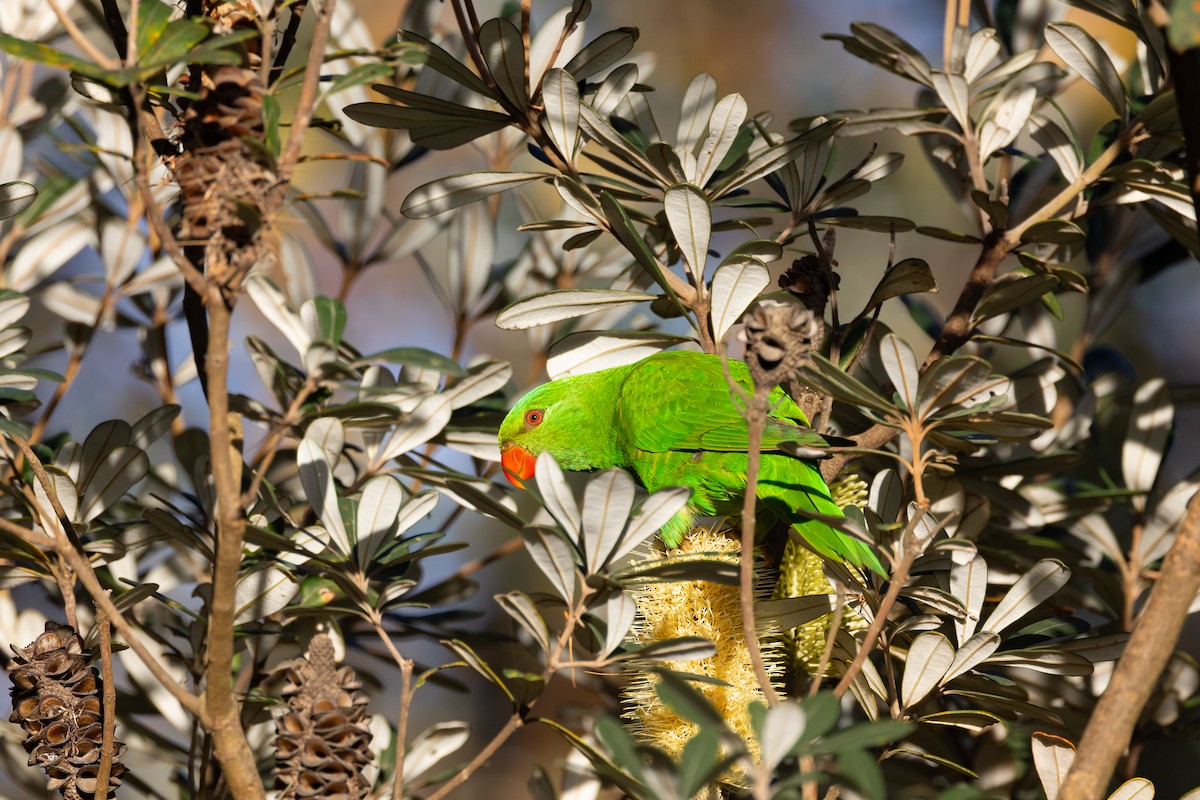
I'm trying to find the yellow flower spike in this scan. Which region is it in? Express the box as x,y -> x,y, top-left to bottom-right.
624,526 -> 782,765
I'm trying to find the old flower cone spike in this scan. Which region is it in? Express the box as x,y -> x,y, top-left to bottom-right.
8,622 -> 126,799
275,634 -> 373,800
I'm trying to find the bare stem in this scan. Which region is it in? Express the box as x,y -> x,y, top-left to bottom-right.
96,604 -> 117,800
277,0 -> 336,181
740,385 -> 782,706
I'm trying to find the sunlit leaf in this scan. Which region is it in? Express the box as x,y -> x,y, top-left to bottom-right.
402,171 -> 551,218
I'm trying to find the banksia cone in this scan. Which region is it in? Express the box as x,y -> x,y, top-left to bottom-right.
8,623 -> 125,799
275,634 -> 373,800
626,527 -> 781,761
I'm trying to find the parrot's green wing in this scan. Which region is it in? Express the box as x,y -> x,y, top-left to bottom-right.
618,352 -> 832,454
618,351 -> 885,576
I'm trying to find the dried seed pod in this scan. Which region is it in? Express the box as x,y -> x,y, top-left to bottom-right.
8,623 -> 126,799
779,254 -> 840,316
274,634 -> 373,800
739,301 -> 821,387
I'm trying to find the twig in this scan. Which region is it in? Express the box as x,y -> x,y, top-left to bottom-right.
277,0 -> 336,181
96,604 -> 117,800
1059,488 -> 1200,799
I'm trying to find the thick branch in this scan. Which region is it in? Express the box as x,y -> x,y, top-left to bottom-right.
1059,488 -> 1200,799
202,288 -> 264,800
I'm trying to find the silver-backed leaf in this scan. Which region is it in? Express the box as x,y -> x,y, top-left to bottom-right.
0,292 -> 30,330
1122,378 -> 1172,509
535,452 -> 582,543
1107,778 -> 1156,800
1141,478 -> 1199,565
1030,114 -> 1083,182
941,631 -> 1000,684
542,68 -> 581,161
950,555 -> 988,644
930,72 -> 971,130
627,637 -> 716,662
1068,513 -> 1126,566
8,221 -> 95,292
445,360 -> 512,409
694,94 -> 747,186
404,721 -> 471,783
592,62 -> 638,118
1045,23 -> 1127,118
677,73 -> 718,154
233,565 -> 298,625
245,274 -> 310,356
870,469 -> 904,524
664,183 -> 711,284
608,485 -> 691,565
522,524 -> 579,603
546,331 -> 689,378
402,171 -> 551,218
761,701 -> 807,771
917,356 -> 996,420
972,273 -> 1059,323
32,466 -> 78,529
982,559 -> 1070,634
901,632 -> 955,709
495,288 -> 655,330
0,181 -> 35,220
496,591 -> 551,653
377,394 -> 455,463
709,257 -> 769,345
963,29 -> 1001,83
879,333 -> 919,411
1032,731 -> 1076,800
985,649 -> 1093,676
715,118 -> 844,197
594,589 -> 637,657
978,84 -> 1036,159
478,18 -> 528,108
529,6 -> 586,89
581,469 -> 635,574
297,436 -> 351,555
356,475 -> 404,567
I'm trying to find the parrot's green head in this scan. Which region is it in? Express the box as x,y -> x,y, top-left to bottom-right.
498,374 -> 603,487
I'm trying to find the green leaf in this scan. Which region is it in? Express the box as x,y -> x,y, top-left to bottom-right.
598,191 -> 688,316
401,171 -> 550,218
563,27 -> 639,80
0,34 -> 113,82
478,18 -> 527,108
140,18 -> 209,71
308,296 -> 346,346
814,719 -> 912,753
837,748 -> 885,800
972,273 -> 1059,324
136,0 -> 175,61
356,347 -> 465,376
653,671 -> 728,729
343,103 -> 510,149
865,257 -> 937,309
1020,219 -> 1085,244
401,31 -> 497,99
678,730 -> 724,798
916,226 -> 982,243
441,639 -> 515,704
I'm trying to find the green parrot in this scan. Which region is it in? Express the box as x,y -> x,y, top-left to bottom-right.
498,350 -> 884,575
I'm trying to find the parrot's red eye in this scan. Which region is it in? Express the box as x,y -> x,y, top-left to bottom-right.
525,409 -> 543,426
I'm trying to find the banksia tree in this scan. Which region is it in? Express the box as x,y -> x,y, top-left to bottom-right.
8,624 -> 124,800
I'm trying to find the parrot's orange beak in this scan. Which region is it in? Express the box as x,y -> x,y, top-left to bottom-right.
500,443 -> 536,488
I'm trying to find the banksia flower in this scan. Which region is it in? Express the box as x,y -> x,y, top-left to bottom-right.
275,634 -> 373,800
8,622 -> 126,799
775,474 -> 869,675
625,527 -> 781,760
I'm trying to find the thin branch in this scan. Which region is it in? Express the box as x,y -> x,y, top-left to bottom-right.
48,0 -> 118,68
740,385 -> 782,706
96,604 -> 117,800
277,0 -> 337,181
832,509 -> 926,697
